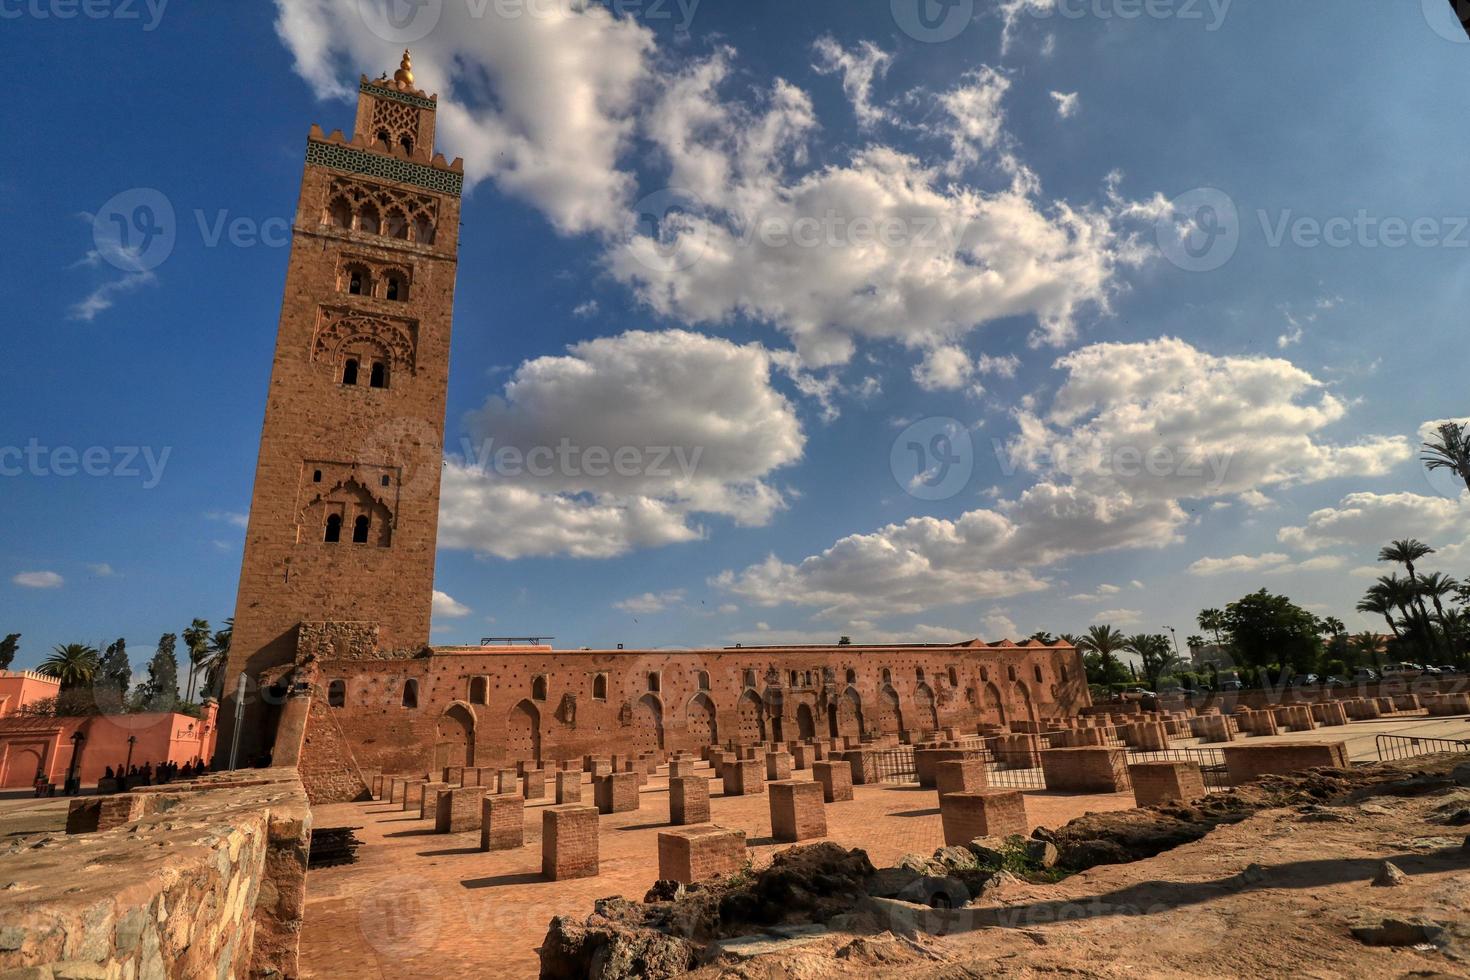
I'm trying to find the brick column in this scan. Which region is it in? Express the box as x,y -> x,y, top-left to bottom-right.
657,828 -> 745,884
1221,741 -> 1349,785
812,760 -> 854,802
939,790 -> 1027,845
523,769 -> 546,800
769,780 -> 827,842
420,782 -> 452,820
934,759 -> 988,797
669,775 -> 711,825
1038,748 -> 1128,792
595,772 -> 640,813
542,805 -> 599,880
555,770 -> 582,805
765,751 -> 793,781
669,759 -> 697,778
402,780 -> 429,813
725,759 -> 764,796
480,793 -> 525,851
1128,761 -> 1205,807
436,786 -> 483,833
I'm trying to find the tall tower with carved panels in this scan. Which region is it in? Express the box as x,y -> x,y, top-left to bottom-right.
222,53 -> 464,761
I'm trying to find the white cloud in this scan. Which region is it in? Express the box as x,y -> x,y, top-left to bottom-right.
274,0 -> 653,235
609,50 -> 1148,366
976,353 -> 1021,378
1050,91 -> 1080,119
724,622 -> 973,646
980,612 -> 1020,639
439,330 -> 803,559
572,299 -> 600,318
811,36 -> 893,129
1068,583 -> 1122,601
912,345 -> 977,392
86,563 -> 114,577
1277,491 -> 1470,553
13,571 -> 63,589
614,590 -> 686,614
1094,608 -> 1142,625
1188,552 -> 1291,576
432,590 -> 472,618
205,510 -> 249,528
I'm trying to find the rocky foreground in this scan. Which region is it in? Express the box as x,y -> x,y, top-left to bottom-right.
540,754 -> 1470,978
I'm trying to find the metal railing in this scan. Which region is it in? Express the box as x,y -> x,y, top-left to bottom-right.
1375,733 -> 1470,763
1126,746 -> 1231,790
867,744 -> 1232,792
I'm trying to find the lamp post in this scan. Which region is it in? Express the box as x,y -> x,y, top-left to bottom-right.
65,731 -> 85,796
125,735 -> 137,772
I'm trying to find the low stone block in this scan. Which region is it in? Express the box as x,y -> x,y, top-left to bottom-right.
402,780 -> 429,812
669,759 -> 697,778
765,751 -> 793,781
497,768 -> 519,794
725,759 -> 764,796
595,771 -> 640,813
555,770 -> 582,804
420,782 -> 452,820
658,827 -> 745,884
934,759 -> 989,798
812,760 -> 854,802
1222,741 -> 1349,785
1039,748 -> 1128,793
940,790 -> 1028,845
1129,761 -> 1206,807
437,786 -> 483,833
769,780 -> 827,842
669,775 -> 711,825
480,793 -> 525,851
523,769 -> 546,800
543,805 -> 599,880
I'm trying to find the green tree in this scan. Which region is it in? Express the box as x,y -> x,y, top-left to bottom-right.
201,620 -> 232,700
37,643 -> 99,691
1357,583 -> 1401,638
96,638 -> 131,710
1197,608 -> 1226,648
1221,590 -> 1323,678
0,633 -> 19,670
181,618 -> 212,704
1079,625 -> 1129,685
1422,421 -> 1470,493
1379,539 -> 1436,622
138,633 -> 179,711
1126,633 -> 1180,690
1028,631 -> 1057,645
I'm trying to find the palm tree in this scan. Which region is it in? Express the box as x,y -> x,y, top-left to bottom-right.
181,618 -> 212,703
1186,634 -> 1205,653
1057,633 -> 1082,647
1125,633 -> 1179,690
1080,625 -> 1129,682
1028,631 -> 1057,645
1349,632 -> 1385,667
1321,616 -> 1345,637
1197,608 -> 1225,647
38,643 -> 99,691
1379,539 -> 1436,623
1357,584 -> 1401,638
202,619 -> 232,700
1417,572 -> 1459,625
1422,421 -> 1470,493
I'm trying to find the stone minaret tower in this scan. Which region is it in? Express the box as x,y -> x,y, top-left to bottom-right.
220,53 -> 463,763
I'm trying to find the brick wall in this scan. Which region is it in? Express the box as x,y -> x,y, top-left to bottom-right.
542,805 -> 599,880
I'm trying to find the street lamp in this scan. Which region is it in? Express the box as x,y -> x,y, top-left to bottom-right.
125,735 -> 137,773
65,731 -> 85,796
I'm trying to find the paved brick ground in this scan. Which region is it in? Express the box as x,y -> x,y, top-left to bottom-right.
298,761 -> 1137,979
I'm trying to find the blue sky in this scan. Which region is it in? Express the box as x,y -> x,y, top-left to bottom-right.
4,0 -> 1470,670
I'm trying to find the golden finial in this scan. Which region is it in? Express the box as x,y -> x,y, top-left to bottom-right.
393,49 -> 414,87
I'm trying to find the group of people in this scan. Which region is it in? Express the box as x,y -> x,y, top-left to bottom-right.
102,758 -> 207,786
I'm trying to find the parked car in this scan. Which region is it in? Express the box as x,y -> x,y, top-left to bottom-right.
1119,686 -> 1156,699
1381,663 -> 1423,678
1322,676 -> 1346,688
1352,667 -> 1378,682
1216,678 -> 1245,691
1289,673 -> 1320,687
1438,665 -> 1463,675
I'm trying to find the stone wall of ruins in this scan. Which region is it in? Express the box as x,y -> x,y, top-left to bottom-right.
0,769 -> 311,978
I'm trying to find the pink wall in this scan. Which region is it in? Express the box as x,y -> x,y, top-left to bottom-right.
0,672 -> 62,719
0,702 -> 218,788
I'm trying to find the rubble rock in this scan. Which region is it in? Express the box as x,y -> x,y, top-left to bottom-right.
1370,861 -> 1407,887
933,845 -> 980,873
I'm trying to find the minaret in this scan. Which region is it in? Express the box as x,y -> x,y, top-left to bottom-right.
219,53 -> 464,764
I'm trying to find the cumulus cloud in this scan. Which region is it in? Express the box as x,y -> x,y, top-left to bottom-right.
811,36 -> 893,128
1185,552 -> 1347,577
1094,608 -> 1142,625
717,338 -> 1404,617
274,0 -> 653,234
439,330 -> 804,559
1277,491 -> 1470,554
912,345 -> 979,392
432,590 -> 471,618
609,49 -> 1149,366
13,571 -> 63,589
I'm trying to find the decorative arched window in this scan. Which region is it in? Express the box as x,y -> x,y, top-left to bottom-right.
413,215 -> 435,245
385,275 -> 404,301
402,679 -> 418,708
789,670 -> 799,687
352,515 -> 370,544
342,358 -> 359,386
1034,665 -> 1044,684
1008,665 -> 1018,683
647,672 -> 660,693
469,676 -> 487,705
916,667 -> 926,682
385,209 -> 409,240
531,675 -> 547,701
348,270 -> 364,295
948,667 -> 959,687
743,669 -> 757,688
980,666 -> 990,682
845,668 -> 856,685
399,134 -> 414,155
376,129 -> 391,149
881,668 -> 892,685
358,204 -> 380,236
327,679 -> 346,708
1060,664 -> 1070,682
327,197 -> 352,229
697,671 -> 710,691
592,674 -> 608,700
369,361 -> 388,389
324,514 -> 342,543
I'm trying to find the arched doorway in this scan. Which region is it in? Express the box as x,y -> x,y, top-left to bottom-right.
633,694 -> 665,752
686,693 -> 718,746
1012,682 -> 1035,723
795,702 -> 816,740
876,686 -> 903,733
434,703 -> 476,770
507,699 -> 541,764
984,683 -> 1006,727
2,745 -> 44,788
914,683 -> 938,731
767,692 -> 785,742
737,690 -> 766,744
834,688 -> 863,739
